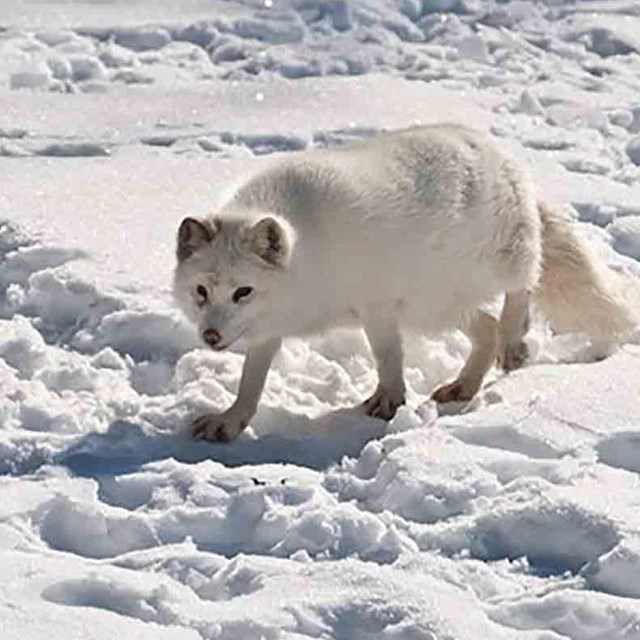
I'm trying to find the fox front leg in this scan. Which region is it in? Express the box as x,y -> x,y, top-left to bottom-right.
193,338 -> 282,442
361,313 -> 406,420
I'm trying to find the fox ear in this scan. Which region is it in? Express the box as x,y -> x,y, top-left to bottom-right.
248,217 -> 292,267
177,217 -> 216,261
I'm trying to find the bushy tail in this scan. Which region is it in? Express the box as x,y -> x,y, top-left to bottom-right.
533,203 -> 639,341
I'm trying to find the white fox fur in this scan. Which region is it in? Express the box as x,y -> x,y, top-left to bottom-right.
173,124 -> 638,442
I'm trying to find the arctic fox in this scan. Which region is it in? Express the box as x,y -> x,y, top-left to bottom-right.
173,124 -> 638,441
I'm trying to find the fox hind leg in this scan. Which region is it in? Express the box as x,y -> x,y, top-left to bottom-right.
497,290 -> 530,372
432,310 -> 498,403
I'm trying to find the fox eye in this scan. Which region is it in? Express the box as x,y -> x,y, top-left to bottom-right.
232,286 -> 254,304
195,285 -> 208,305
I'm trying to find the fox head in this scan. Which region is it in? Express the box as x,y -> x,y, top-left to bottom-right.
173,214 -> 295,350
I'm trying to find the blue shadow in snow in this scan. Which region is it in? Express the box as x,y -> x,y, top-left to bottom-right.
54,408 -> 388,479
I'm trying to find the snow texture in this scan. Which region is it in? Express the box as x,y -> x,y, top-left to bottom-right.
2,1 -> 640,639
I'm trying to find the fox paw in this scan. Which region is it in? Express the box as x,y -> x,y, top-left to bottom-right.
192,412 -> 248,442
362,385 -> 405,421
431,379 -> 476,404
498,341 -> 529,372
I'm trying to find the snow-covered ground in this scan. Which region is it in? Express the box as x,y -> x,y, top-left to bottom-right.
2,1 -> 640,638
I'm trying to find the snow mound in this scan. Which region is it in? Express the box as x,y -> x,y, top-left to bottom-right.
609,216 -> 640,260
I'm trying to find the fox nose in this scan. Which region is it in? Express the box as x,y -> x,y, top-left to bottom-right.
202,328 -> 221,348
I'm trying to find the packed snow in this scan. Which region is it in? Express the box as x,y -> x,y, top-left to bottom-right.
2,1 -> 640,639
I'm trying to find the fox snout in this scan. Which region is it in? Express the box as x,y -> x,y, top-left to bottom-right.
203,328 -> 222,348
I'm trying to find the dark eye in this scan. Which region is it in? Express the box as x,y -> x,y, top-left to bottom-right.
232,286 -> 254,303
196,285 -> 208,303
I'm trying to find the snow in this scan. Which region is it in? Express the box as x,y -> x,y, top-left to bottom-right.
2,0 -> 640,638
610,216 -> 640,261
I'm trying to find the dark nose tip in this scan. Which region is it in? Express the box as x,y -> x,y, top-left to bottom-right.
203,328 -> 221,347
